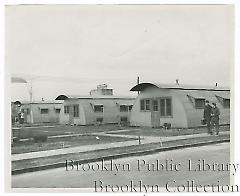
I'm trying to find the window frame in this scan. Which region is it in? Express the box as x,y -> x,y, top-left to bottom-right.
119,105 -> 133,112
140,99 -> 151,112
140,99 -> 145,111
120,105 -> 128,112
55,108 -> 61,113
215,95 -> 230,109
73,104 -> 79,117
64,105 -> 69,114
145,99 -> 150,111
94,105 -> 104,113
159,97 -> 172,117
152,99 -> 159,112
194,98 -> 206,109
40,108 -> 49,114
223,99 -> 230,108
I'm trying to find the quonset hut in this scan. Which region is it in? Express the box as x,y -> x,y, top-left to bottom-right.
129,82 -> 230,128
12,101 -> 63,124
55,95 -> 135,125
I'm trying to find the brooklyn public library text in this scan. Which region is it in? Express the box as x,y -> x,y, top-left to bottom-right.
66,159 -> 239,175
94,180 -> 239,193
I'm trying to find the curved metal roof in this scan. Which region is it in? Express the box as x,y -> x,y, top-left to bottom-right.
55,94 -> 136,100
130,82 -> 230,92
55,95 -> 69,100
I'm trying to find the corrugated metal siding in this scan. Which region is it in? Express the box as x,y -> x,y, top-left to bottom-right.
130,87 -> 188,128
175,90 -> 230,127
22,103 -> 62,124
130,87 -> 230,128
60,98 -> 135,125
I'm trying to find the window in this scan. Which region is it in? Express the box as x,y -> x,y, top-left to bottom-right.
223,99 -> 230,108
64,106 -> 69,114
120,105 -> 133,112
215,95 -> 230,109
160,99 -> 165,116
40,108 -> 49,114
140,100 -> 145,111
145,100 -> 150,111
187,95 -> 206,109
140,99 -> 150,111
55,108 -> 61,113
73,105 -> 79,117
160,98 -> 172,116
195,99 -> 205,109
120,105 -> 128,112
153,100 -> 158,111
166,99 -> 172,116
94,105 -> 104,112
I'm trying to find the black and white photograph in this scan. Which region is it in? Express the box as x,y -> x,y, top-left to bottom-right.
2,1 -> 239,193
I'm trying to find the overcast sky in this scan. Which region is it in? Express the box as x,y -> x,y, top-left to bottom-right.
6,5 -> 234,101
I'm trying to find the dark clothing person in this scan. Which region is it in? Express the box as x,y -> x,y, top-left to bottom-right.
203,104 -> 212,134
19,112 -> 24,124
211,105 -> 220,135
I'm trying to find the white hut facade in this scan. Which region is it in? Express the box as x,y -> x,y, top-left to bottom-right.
130,83 -> 230,128
17,101 -> 63,124
56,95 -> 135,125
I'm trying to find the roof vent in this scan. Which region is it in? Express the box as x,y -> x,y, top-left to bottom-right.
215,83 -> 218,87
176,79 -> 180,85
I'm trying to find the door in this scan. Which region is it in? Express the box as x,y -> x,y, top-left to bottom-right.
151,99 -> 160,127
69,105 -> 74,124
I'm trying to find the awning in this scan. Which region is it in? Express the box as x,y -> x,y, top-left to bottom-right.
187,93 -> 205,100
215,94 -> 230,100
115,100 -> 134,106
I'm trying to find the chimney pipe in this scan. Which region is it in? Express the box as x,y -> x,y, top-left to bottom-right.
176,79 -> 179,85
137,76 -> 140,95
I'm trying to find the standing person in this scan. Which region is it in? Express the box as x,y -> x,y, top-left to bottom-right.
19,109 -> 25,124
203,100 -> 213,135
211,103 -> 220,135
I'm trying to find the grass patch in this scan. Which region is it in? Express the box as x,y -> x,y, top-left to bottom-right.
12,124 -> 134,139
108,125 -> 230,137
12,135 -> 137,154
12,134 -> 229,171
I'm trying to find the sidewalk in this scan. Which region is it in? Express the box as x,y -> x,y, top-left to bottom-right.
12,131 -> 229,162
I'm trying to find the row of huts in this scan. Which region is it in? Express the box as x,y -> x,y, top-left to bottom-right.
11,100 -> 63,124
12,83 -> 230,128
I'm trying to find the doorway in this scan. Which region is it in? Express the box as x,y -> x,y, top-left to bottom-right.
68,105 -> 74,124
151,99 -> 160,127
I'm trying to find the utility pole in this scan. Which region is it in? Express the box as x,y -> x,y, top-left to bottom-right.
137,76 -> 140,95
29,79 -> 34,124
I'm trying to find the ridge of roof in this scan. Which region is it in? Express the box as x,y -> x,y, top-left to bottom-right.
55,94 -> 136,100
130,82 -> 230,91
19,101 -> 63,104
